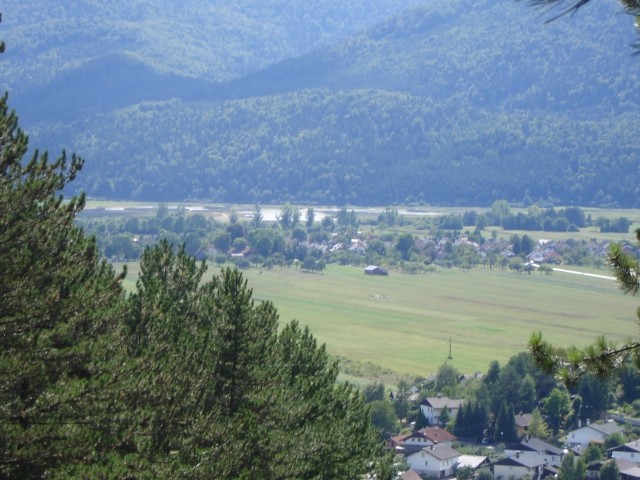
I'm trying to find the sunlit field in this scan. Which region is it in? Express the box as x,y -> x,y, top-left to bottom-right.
115,261 -> 640,378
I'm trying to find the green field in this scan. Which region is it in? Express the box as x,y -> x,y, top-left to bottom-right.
115,261 -> 640,378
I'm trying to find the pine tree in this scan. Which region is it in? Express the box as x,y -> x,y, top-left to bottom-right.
120,245 -> 389,478
493,402 -> 518,443
454,402 -> 470,438
471,401 -> 489,441
0,93 -> 127,476
518,374 -> 537,413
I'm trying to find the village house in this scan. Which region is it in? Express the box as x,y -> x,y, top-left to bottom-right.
609,440 -> 640,465
565,420 -> 623,449
387,427 -> 457,454
504,437 -> 565,467
514,413 -> 533,437
405,444 -> 461,478
492,454 -> 545,480
420,396 -> 464,425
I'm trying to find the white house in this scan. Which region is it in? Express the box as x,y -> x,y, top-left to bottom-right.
420,396 -> 464,425
492,455 -> 545,480
504,437 -> 565,467
608,440 -> 640,465
565,420 -> 623,449
406,444 -> 461,478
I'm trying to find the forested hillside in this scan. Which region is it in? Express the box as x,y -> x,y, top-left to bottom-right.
2,0 -> 640,206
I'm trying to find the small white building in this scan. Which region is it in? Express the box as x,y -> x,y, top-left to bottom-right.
504,437 -> 565,467
608,440 -> 640,465
565,420 -> 623,449
420,396 -> 464,425
406,444 -> 461,478
492,455 -> 545,480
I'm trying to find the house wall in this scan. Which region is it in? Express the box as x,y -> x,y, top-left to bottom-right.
404,437 -> 433,448
611,451 -> 640,465
493,464 -> 534,480
568,427 -> 605,449
504,449 -> 562,468
420,405 -> 460,425
406,451 -> 457,478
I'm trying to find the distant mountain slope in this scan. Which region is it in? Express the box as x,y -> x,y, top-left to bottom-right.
219,0 -> 639,114
0,0 -> 425,90
5,0 -> 640,207
19,53 -> 216,121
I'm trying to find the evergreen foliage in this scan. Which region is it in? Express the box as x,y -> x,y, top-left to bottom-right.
454,401 -> 488,441
0,90 -> 128,477
493,402 -> 518,443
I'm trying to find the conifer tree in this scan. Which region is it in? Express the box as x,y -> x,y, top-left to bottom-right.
120,243 -> 389,478
0,77 -> 126,477
493,402 -> 518,443
454,402 -> 470,438
472,401 -> 489,441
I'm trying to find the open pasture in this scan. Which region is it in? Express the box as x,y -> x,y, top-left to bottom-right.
235,264 -> 640,377
114,261 -> 639,377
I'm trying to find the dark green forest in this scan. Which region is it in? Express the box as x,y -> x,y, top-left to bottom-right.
2,0 -> 640,207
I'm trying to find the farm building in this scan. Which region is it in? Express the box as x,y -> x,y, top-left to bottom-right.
364,265 -> 388,276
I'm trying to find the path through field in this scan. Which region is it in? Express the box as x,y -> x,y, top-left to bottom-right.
552,268 -> 615,281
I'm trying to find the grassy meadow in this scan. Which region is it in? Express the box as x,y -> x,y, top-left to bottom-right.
116,261 -> 640,379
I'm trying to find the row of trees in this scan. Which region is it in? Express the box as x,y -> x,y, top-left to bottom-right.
81,199 -> 633,276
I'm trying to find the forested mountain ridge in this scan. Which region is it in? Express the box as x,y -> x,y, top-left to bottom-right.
3,0 -> 640,206
0,0 -> 424,87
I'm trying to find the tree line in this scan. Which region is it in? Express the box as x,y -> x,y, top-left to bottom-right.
78,201 -> 637,278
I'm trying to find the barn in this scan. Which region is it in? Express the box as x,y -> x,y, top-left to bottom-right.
364,265 -> 389,276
